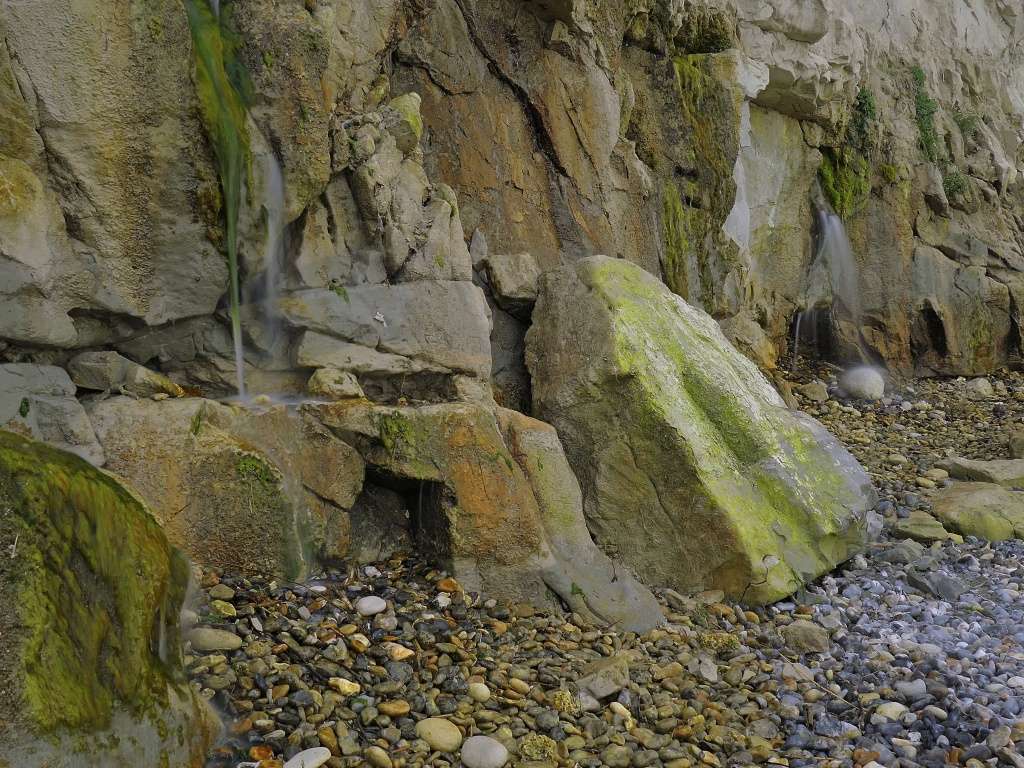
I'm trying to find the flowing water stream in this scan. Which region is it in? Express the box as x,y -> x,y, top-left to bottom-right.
793,185 -> 865,365
261,151 -> 285,350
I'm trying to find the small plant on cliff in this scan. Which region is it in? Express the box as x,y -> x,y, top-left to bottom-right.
943,169 -> 968,199
848,86 -> 877,153
953,108 -> 979,140
912,66 -> 940,162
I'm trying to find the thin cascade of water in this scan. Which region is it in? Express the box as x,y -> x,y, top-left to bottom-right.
209,0 -> 219,18
792,184 -> 866,367
262,152 -> 285,345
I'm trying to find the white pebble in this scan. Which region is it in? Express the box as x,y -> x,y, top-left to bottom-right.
461,735 -> 508,768
356,595 -> 387,616
284,747 -> 332,768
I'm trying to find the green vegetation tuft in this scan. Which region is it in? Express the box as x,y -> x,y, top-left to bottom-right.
879,163 -> 901,184
676,6 -> 736,54
819,147 -> 871,220
848,87 -> 877,153
943,169 -> 968,199
911,66 -> 940,162
953,109 -> 979,140
330,282 -> 350,303
377,411 -> 415,459
18,398 -> 29,418
236,453 -> 278,487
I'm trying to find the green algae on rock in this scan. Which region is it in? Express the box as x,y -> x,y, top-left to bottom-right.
0,430 -> 216,767
184,0 -> 251,394
526,256 -> 874,604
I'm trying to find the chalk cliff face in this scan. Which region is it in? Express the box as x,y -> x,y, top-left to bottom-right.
2,0 -> 1022,382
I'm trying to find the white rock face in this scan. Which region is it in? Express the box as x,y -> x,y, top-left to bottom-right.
840,367 -> 886,401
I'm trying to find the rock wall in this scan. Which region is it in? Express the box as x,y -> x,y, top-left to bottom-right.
2,0 -> 1022,381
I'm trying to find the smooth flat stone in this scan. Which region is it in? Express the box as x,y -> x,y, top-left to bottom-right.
284,747 -> 332,768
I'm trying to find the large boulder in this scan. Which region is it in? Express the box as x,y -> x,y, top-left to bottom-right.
0,431 -> 216,767
87,397 -> 364,580
311,401 -> 663,631
526,256 -> 873,603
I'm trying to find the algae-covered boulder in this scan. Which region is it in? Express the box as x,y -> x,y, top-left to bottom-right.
0,431 -> 216,767
526,256 -> 874,603
311,401 -> 663,631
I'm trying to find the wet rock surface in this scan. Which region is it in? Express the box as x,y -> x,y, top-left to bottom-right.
193,370 -> 1024,768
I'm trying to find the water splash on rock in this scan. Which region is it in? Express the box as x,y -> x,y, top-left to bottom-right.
793,183 -> 866,366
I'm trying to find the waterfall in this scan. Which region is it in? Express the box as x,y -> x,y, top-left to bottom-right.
208,0 -> 219,18
792,184 -> 865,366
262,152 -> 285,346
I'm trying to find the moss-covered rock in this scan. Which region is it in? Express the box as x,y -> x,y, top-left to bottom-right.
0,430 -> 216,767
526,257 -> 874,603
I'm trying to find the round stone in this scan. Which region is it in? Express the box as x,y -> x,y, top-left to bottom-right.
356,595 -> 387,616
415,717 -> 463,753
208,583 -> 235,601
468,682 -> 491,702
461,735 -> 509,768
841,366 -> 885,400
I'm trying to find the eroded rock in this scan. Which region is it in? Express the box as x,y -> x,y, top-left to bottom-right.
87,397 -> 363,580
932,482 -> 1024,540
310,400 -> 663,631
0,364 -> 104,465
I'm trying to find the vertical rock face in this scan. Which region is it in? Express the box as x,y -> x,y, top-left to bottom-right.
393,0 -> 1024,376
1,0 -> 227,343
0,431 -> 216,768
2,0 -> 1021,378
527,257 -> 874,602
